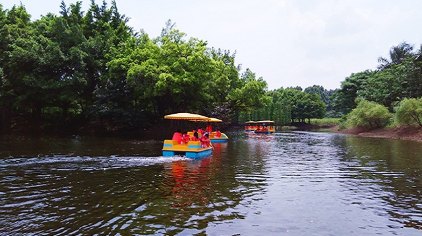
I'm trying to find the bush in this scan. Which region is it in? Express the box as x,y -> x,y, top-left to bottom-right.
346,100 -> 391,129
395,98 -> 422,127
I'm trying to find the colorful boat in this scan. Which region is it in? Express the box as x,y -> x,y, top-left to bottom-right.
209,131 -> 229,143
162,140 -> 213,158
244,121 -> 258,132
162,113 -> 213,158
254,120 -> 276,134
206,117 -> 229,143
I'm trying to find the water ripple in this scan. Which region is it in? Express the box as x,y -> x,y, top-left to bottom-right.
1,132 -> 421,235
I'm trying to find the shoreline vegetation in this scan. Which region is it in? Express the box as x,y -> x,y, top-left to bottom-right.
296,119 -> 422,143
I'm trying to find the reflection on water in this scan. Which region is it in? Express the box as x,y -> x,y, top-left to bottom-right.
338,137 -> 422,230
0,132 -> 421,235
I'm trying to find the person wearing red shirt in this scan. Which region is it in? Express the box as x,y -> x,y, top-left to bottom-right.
181,132 -> 190,144
197,128 -> 204,137
206,124 -> 212,133
172,129 -> 182,144
200,133 -> 211,148
191,131 -> 200,141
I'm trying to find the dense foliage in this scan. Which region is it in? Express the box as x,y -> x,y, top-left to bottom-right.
0,2 -> 267,133
346,100 -> 391,129
332,42 -> 422,114
395,98 -> 422,127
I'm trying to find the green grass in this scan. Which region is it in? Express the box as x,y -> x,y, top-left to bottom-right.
310,118 -> 341,126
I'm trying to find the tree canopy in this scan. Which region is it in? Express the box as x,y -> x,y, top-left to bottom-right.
332,42 -> 422,115
0,2 -> 268,133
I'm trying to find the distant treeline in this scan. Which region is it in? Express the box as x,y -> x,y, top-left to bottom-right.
333,42 -> 422,130
242,42 -> 422,127
1,2 -> 421,134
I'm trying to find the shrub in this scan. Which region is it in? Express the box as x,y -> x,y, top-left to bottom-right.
395,98 -> 422,127
346,100 -> 391,129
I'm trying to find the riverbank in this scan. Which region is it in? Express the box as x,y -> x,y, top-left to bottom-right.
332,126 -> 422,143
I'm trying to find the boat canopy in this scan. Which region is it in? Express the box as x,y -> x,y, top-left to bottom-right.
207,117 -> 222,122
164,113 -> 209,121
256,120 -> 275,124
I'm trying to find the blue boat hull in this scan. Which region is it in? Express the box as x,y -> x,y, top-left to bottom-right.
210,138 -> 228,143
163,148 -> 212,159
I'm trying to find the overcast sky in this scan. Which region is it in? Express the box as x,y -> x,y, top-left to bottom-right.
1,0 -> 422,90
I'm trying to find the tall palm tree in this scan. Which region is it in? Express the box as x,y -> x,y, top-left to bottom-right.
377,42 -> 414,69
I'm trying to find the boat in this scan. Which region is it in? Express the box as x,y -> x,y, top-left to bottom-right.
254,120 -> 276,134
244,121 -> 258,132
162,113 -> 213,158
206,117 -> 229,143
162,139 -> 213,158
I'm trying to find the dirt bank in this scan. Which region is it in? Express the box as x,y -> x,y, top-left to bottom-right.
333,126 -> 422,143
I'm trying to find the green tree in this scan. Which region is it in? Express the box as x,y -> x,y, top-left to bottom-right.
304,85 -> 337,117
228,68 -> 268,114
331,70 -> 374,114
346,100 -> 391,129
395,98 -> 422,127
378,42 -> 414,70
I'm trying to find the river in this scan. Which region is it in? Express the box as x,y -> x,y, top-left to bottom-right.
0,132 -> 421,235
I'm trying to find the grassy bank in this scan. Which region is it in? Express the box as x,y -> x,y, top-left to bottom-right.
309,118 -> 341,127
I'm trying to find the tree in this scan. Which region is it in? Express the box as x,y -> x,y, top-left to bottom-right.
346,100 -> 391,129
331,70 -> 374,114
304,85 -> 337,117
378,42 -> 414,70
395,98 -> 422,127
228,68 -> 268,116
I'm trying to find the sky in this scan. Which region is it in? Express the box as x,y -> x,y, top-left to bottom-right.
1,0 -> 422,90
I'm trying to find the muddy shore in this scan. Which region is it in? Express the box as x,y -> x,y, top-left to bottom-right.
331,126 -> 422,143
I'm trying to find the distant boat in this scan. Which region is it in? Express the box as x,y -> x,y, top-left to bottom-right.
244,120 -> 258,132
254,120 -> 275,133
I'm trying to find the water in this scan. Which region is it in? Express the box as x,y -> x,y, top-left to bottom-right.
0,132 -> 421,235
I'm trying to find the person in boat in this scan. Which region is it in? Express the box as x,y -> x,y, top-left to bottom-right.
200,133 -> 211,148
197,128 -> 204,137
191,131 -> 200,141
215,130 -> 222,138
172,129 -> 183,144
206,124 -> 212,133
181,132 -> 190,144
